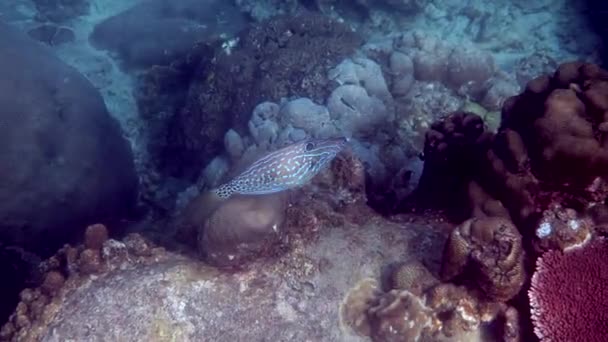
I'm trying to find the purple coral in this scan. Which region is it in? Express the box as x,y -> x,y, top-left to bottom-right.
528,238 -> 608,341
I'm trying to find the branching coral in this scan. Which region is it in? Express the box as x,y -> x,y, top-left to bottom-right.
529,238 -> 608,342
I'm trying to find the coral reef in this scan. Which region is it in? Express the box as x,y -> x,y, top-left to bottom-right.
340,273 -> 519,341
413,62 -> 608,253
161,11 -> 362,179
440,217 -> 526,302
0,190 -> 452,341
529,238 -> 608,342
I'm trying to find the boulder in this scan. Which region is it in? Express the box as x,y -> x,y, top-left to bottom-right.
0,22 -> 138,257
89,0 -> 248,68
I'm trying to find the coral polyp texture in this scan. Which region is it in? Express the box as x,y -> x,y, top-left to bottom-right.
440,216 -> 526,302
528,238 -> 608,342
340,266 -> 521,341
415,61 -> 608,252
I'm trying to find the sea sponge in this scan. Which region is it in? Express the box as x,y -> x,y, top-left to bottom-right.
84,223 -> 109,250
529,238 -> 608,341
198,192 -> 289,267
440,217 -> 526,302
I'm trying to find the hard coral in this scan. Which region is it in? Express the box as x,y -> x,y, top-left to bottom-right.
414,62 -> 608,252
367,289 -> 431,342
340,264 -> 513,342
529,238 -> 608,342
440,217 -> 526,302
389,260 -> 439,296
164,11 -> 361,179
199,193 -> 289,268
414,111 -> 490,213
339,278 -> 382,337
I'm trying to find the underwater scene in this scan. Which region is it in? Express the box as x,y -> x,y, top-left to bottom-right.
1,0 -> 607,341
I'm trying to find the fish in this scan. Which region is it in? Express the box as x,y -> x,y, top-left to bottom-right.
212,137 -> 348,199
173,137 -> 347,236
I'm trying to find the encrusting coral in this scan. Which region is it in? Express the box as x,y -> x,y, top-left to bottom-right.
340,265 -> 522,341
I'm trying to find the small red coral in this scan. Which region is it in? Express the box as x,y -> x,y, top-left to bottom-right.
528,238 -> 608,341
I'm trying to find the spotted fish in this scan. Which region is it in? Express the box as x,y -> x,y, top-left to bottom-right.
212,137 -> 348,199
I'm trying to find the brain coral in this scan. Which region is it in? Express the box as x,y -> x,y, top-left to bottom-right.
440,216 -> 526,302
529,238 -> 608,342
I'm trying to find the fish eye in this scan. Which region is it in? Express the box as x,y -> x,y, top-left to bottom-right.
305,142 -> 315,151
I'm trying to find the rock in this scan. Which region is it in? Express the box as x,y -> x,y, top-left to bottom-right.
0,22 -> 138,257
27,24 -> 75,46
5,214 -> 449,341
32,0 -> 89,23
199,192 -> 289,267
89,0 -> 248,68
